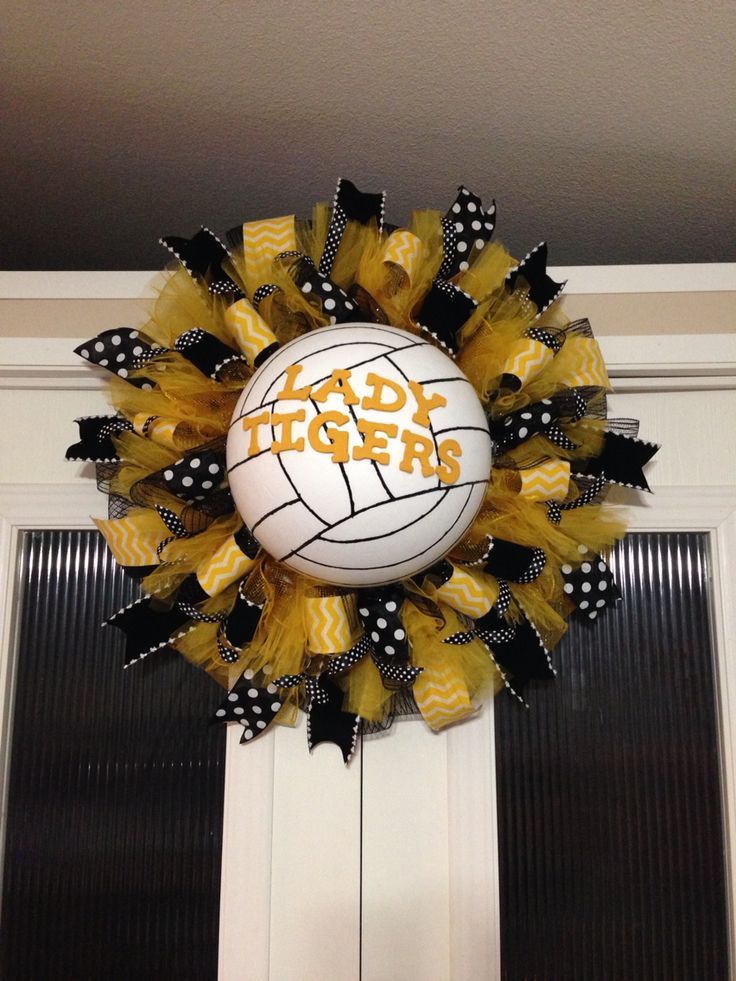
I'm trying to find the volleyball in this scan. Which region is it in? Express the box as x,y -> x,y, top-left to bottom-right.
226,323 -> 493,586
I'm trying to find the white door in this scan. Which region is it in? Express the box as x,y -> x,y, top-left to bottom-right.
1,267 -> 735,979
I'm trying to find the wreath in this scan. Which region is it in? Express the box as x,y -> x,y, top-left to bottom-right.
67,179 -> 658,762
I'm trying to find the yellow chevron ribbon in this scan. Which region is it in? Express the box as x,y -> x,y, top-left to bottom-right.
196,535 -> 257,597
95,512 -> 164,567
501,337 -> 555,388
518,460 -> 571,502
224,297 -> 278,366
413,661 -> 474,731
242,214 -> 297,295
436,565 -> 495,619
556,336 -> 611,390
383,229 -> 423,287
133,413 -> 179,450
304,594 -> 360,654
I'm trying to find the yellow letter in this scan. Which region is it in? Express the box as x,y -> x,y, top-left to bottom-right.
353,419 -> 398,465
276,364 -> 311,401
240,410 -> 271,456
361,373 -> 406,413
311,369 -> 360,406
399,430 -> 436,477
271,409 -> 306,453
435,438 -> 462,485
307,411 -> 350,463
408,380 -> 447,428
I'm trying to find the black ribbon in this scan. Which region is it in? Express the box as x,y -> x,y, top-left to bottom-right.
319,178 -> 385,277
174,328 -> 247,380
104,596 -> 191,667
308,675 -> 360,764
416,279 -> 477,354
572,432 -> 659,492
160,227 -> 244,300
66,415 -> 133,462
505,242 -> 565,316
480,538 -> 547,584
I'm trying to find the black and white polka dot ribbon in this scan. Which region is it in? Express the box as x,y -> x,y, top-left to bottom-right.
319,178 -> 385,277
210,674 -> 284,743
439,185 -> 496,279
154,505 -> 191,558
274,672 -> 330,706
282,253 -> 360,324
490,392 -> 587,453
561,553 -> 620,620
74,329 -> 163,389
157,448 -> 226,504
355,586 -> 421,687
546,474 -> 607,524
505,242 -> 566,318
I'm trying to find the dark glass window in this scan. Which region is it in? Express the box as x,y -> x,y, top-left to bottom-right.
496,532 -> 728,980
1,530 -> 225,981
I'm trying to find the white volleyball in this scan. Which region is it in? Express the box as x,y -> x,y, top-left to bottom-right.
226,323 -> 492,586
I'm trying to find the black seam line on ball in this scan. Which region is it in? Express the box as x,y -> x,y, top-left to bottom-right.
319,487 -> 450,544
226,445 -> 272,474
258,338 -> 428,406
345,401 -> 395,502
308,395 -> 356,516
250,498 -> 300,534
432,425 -> 491,437
385,353 -> 442,492
227,339 -> 425,432
274,450 -> 330,528
278,479 -> 484,562
415,376 -> 474,386
286,485 -> 475,571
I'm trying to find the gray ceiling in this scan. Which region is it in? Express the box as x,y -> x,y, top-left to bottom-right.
4,0 -> 735,271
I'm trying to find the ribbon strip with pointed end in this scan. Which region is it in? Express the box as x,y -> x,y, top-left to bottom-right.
505,242 -> 565,317
160,226 -> 244,300
439,185 -> 497,279
75,329 -> 163,388
66,415 -> 134,462
319,178 -> 386,277
572,432 -> 659,492
210,674 -> 284,743
104,596 -> 194,667
416,279 -> 478,354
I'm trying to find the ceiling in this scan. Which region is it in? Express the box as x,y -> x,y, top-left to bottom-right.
4,0 -> 735,270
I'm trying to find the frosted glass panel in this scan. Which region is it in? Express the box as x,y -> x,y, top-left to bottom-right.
495,533 -> 727,980
1,530 -> 225,980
